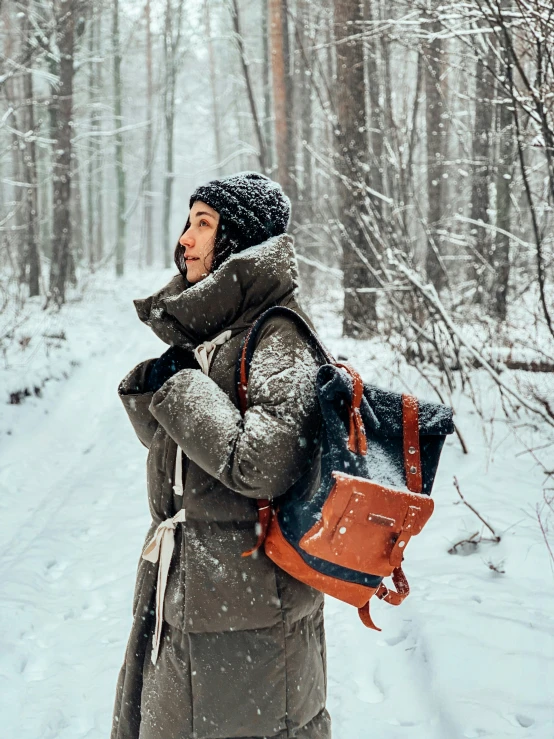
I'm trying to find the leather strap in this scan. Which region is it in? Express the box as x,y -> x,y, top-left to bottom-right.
241,500 -> 272,558
402,394 -> 422,493
358,601 -> 381,631
335,362 -> 367,455
376,566 -> 410,606
357,567 -> 411,630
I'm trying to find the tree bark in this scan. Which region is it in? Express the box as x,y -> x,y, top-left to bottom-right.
231,0 -> 268,173
423,11 -> 446,291
335,0 -> 377,337
206,0 -> 223,175
493,92 -> 514,321
262,0 -> 274,173
113,0 -> 126,277
88,7 -> 103,267
296,0 -> 313,222
49,0 -> 75,305
144,0 -> 155,265
19,12 -> 41,296
3,5 -> 25,283
470,36 -> 495,300
365,0 -> 384,209
269,0 -> 291,190
162,0 -> 185,268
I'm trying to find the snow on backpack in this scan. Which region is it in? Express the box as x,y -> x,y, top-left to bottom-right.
236,305 -> 454,630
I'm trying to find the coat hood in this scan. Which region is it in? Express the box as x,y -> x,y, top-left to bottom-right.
134,232 -> 299,346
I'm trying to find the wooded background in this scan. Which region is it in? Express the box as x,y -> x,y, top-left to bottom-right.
2,0 -> 554,426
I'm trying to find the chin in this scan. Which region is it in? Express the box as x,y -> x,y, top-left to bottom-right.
186,269 -> 208,284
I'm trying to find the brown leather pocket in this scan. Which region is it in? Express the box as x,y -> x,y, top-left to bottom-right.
299,471 -> 434,577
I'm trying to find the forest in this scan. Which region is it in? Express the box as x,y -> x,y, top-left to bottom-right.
1,2 -> 554,736
4,0 -> 554,494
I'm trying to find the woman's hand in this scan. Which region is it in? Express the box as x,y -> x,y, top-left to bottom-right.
145,346 -> 198,392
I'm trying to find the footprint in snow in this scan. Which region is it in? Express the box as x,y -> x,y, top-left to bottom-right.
512,714 -> 535,728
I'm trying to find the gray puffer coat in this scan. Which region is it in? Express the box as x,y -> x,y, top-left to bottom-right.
111,233 -> 331,739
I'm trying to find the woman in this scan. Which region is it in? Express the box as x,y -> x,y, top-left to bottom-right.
111,172 -> 331,739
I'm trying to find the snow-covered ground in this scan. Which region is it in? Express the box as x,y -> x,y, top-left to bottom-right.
1,268 -> 553,739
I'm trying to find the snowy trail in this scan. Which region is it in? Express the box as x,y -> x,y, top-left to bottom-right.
0,291 -> 160,738
1,279 -> 553,738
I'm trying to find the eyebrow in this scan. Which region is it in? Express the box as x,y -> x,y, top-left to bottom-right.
192,210 -> 215,219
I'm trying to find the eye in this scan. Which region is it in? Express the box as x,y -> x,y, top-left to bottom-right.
199,219 -> 209,227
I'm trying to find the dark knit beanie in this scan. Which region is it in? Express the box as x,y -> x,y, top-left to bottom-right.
188,171 -> 291,248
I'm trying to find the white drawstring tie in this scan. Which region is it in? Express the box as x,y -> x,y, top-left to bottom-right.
143,329 -> 233,664
142,508 -> 187,665
171,330 -> 232,497
193,329 -> 232,374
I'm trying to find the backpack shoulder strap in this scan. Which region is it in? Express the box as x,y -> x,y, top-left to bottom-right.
236,305 -> 334,415
236,305 -> 333,559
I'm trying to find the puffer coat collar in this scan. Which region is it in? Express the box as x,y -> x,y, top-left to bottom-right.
133,232 -> 299,346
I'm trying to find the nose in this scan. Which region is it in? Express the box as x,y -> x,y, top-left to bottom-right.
179,228 -> 193,248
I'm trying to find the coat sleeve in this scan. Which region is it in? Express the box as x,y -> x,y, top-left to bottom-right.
118,358 -> 159,449
148,318 -> 321,499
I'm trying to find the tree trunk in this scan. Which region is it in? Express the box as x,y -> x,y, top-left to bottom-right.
19,11 -> 41,297
269,0 -> 291,191
231,0 -> 268,173
144,0 -> 155,265
423,11 -> 446,291
113,0 -> 126,277
88,8 -> 103,267
262,0 -> 274,173
162,0 -> 185,269
493,93 -> 514,321
297,0 -> 314,223
49,1 -> 75,305
470,37 -> 495,300
3,6 -> 25,283
335,0 -> 377,337
365,0 -> 384,209
281,0 -> 297,208
70,145 -> 83,282
206,0 -> 223,174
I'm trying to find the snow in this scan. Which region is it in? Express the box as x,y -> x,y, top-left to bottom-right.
1,267 -> 553,738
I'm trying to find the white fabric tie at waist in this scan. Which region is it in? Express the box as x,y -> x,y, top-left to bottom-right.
142,508 -> 187,665
145,328 -> 233,665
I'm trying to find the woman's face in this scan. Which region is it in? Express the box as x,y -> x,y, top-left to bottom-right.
178,201 -> 220,283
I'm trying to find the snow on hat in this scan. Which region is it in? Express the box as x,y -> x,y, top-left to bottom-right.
188,171 -> 291,248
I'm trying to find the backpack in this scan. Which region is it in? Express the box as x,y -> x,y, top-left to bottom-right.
236,305 -> 454,630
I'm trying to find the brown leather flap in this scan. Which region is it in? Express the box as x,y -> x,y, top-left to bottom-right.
331,471 -> 434,535
299,471 -> 434,577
